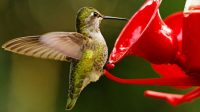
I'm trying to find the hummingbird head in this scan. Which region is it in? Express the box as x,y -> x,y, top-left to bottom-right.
76,7 -> 127,34
76,7 -> 103,33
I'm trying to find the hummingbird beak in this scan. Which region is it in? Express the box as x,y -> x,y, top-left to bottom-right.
103,16 -> 128,21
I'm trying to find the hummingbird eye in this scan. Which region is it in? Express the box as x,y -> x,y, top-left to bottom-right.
92,12 -> 99,17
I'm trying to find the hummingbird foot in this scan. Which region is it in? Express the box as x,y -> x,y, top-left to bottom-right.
104,61 -> 115,70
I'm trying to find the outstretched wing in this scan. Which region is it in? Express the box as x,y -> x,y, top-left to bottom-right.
2,32 -> 88,61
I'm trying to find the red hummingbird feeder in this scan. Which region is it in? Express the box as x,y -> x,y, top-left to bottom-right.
104,0 -> 200,106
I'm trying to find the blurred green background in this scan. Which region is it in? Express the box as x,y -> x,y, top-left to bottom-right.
1,0 -> 200,112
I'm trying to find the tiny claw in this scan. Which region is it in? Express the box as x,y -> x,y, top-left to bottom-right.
104,62 -> 115,70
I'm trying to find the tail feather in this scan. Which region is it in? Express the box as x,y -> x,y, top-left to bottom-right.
66,97 -> 78,110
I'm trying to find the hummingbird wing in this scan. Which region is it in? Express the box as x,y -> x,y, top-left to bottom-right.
2,32 -> 88,61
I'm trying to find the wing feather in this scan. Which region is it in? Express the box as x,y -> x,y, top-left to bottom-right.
2,32 -> 88,61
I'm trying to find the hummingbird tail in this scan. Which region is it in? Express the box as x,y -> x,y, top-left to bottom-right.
65,97 -> 78,110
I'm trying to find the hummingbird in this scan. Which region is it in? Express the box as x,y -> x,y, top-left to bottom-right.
2,7 -> 127,110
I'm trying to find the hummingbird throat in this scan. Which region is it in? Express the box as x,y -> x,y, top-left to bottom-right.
76,15 -> 102,37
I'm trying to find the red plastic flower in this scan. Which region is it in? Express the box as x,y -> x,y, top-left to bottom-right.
104,0 -> 200,106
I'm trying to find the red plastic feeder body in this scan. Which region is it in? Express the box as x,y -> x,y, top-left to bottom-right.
129,11 -> 178,64
109,0 -> 178,65
182,6 -> 200,74
104,0 -> 200,107
109,0 -> 163,64
108,0 -> 200,78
